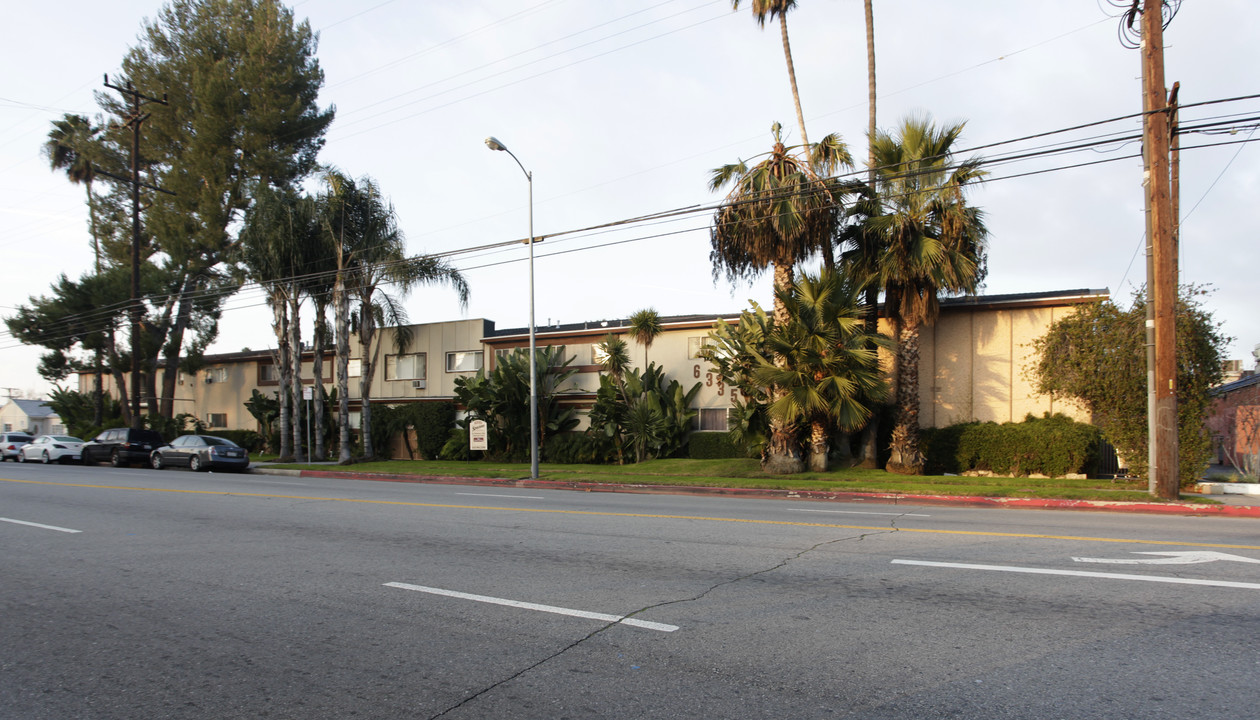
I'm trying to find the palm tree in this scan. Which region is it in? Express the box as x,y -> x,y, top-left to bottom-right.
753,268 -> 887,472
322,171 -> 470,461
44,114 -> 107,424
733,0 -> 810,147
238,187 -> 314,461
627,308 -> 663,368
868,114 -> 988,474
709,122 -> 853,473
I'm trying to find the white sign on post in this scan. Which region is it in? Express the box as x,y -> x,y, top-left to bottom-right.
469,419 -> 488,451
303,387 -> 313,400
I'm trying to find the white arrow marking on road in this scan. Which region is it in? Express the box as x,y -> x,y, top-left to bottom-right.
891,560 -> 1260,590
1071,551 -> 1260,565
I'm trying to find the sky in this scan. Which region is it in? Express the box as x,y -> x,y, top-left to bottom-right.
2,0 -> 1258,401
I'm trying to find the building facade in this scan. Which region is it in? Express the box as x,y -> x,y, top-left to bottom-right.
78,289 -> 1105,441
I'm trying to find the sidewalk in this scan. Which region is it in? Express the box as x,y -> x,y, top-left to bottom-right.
250,464 -> 1260,518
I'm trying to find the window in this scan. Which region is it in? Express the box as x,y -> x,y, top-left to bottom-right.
206,367 -> 228,383
688,337 -> 714,359
446,351 -> 483,373
207,413 -> 227,428
386,353 -> 427,380
347,358 -> 361,378
592,343 -> 609,366
694,408 -> 729,432
259,364 -> 279,382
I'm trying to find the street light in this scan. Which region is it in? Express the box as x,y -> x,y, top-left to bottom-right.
485,136 -> 539,481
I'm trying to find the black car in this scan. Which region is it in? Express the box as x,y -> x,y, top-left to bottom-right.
82,428 -> 166,467
150,434 -> 250,472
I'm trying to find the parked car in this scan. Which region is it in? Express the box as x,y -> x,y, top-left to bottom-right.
82,427 -> 166,467
19,435 -> 85,464
150,434 -> 250,472
0,432 -> 34,461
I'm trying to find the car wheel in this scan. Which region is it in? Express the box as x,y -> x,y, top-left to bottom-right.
111,450 -> 124,468
151,453 -> 164,470
190,455 -> 202,472
42,451 -> 51,464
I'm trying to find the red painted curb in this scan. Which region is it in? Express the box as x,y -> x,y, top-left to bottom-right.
281,468 -> 1260,518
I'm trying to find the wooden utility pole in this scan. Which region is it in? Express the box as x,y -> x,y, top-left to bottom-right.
1139,2 -> 1178,500
103,75 -> 166,429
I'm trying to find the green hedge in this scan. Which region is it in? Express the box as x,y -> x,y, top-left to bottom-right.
201,429 -> 264,453
689,432 -> 743,460
544,432 -> 608,464
921,414 -> 1102,477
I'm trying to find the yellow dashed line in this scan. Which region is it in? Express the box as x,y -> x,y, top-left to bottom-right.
5,477 -> 1260,550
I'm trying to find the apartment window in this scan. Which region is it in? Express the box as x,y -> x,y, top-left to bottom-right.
446,350 -> 483,373
592,342 -> 610,366
386,353 -> 427,380
259,364 -> 279,382
206,367 -> 228,383
694,408 -> 729,432
688,337 -> 714,359
347,358 -> 361,378
207,413 -> 228,428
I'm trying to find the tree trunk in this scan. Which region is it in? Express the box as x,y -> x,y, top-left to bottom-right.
272,297 -> 293,462
289,289 -> 305,462
778,14 -> 809,148
856,0 -> 881,470
334,276 -> 352,464
764,260 -> 804,474
886,322 -> 924,475
807,419 -> 829,473
857,285 -> 881,468
358,302 -> 375,461
312,298 -> 328,461
159,276 -> 196,419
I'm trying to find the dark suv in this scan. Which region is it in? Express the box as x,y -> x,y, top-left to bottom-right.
82,428 -> 166,467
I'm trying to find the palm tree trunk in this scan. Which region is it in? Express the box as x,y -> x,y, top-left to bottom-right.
87,181 -> 104,426
271,297 -> 293,461
887,321 -> 924,474
808,419 -> 829,472
358,304 -> 375,461
288,289 -> 305,462
334,275 -> 352,464
312,298 -> 328,461
778,14 -> 809,147
764,260 -> 804,474
856,0 -> 881,469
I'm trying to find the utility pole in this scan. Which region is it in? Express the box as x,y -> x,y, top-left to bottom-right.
1137,1 -> 1178,500
104,75 -> 166,430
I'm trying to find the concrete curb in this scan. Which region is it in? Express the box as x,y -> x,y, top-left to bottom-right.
250,467 -> 1260,518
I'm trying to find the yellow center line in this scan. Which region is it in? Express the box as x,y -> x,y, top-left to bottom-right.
6,477 -> 1260,550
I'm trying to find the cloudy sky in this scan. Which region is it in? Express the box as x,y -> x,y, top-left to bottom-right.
2,0 -> 1257,401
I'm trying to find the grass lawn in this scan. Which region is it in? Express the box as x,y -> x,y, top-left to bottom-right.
264,456 -> 1211,503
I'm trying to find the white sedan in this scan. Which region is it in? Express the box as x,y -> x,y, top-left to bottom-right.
19,435 -> 85,464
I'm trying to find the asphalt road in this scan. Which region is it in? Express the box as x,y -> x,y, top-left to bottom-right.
3,461 -> 1259,719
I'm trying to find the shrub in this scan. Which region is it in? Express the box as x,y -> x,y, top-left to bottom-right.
689,432 -> 743,459
926,414 -> 1102,477
545,432 -> 607,464
207,429 -> 264,453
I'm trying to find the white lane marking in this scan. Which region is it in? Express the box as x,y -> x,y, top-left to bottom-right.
1072,551 -> 1260,565
454,492 -> 545,500
384,582 -> 679,632
0,517 -> 82,534
791,508 -> 930,517
891,559 -> 1260,590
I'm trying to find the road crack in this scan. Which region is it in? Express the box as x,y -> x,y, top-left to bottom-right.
426,515 -> 906,718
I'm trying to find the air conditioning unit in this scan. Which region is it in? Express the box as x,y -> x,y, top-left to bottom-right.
411,379 -> 426,390
205,376 -> 214,384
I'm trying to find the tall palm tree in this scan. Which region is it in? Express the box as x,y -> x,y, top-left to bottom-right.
627,308 -> 663,368
709,122 -> 854,473
44,114 -> 107,424
754,268 -> 887,472
321,171 -> 470,461
733,0 -> 810,147
237,187 -> 315,460
868,114 -> 988,474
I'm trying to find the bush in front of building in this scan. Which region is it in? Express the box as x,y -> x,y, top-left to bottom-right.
921,413 -> 1102,477
544,432 -> 608,464
207,429 -> 264,453
689,432 -> 743,460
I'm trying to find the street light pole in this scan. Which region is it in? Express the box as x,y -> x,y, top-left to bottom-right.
485,136 -> 539,481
